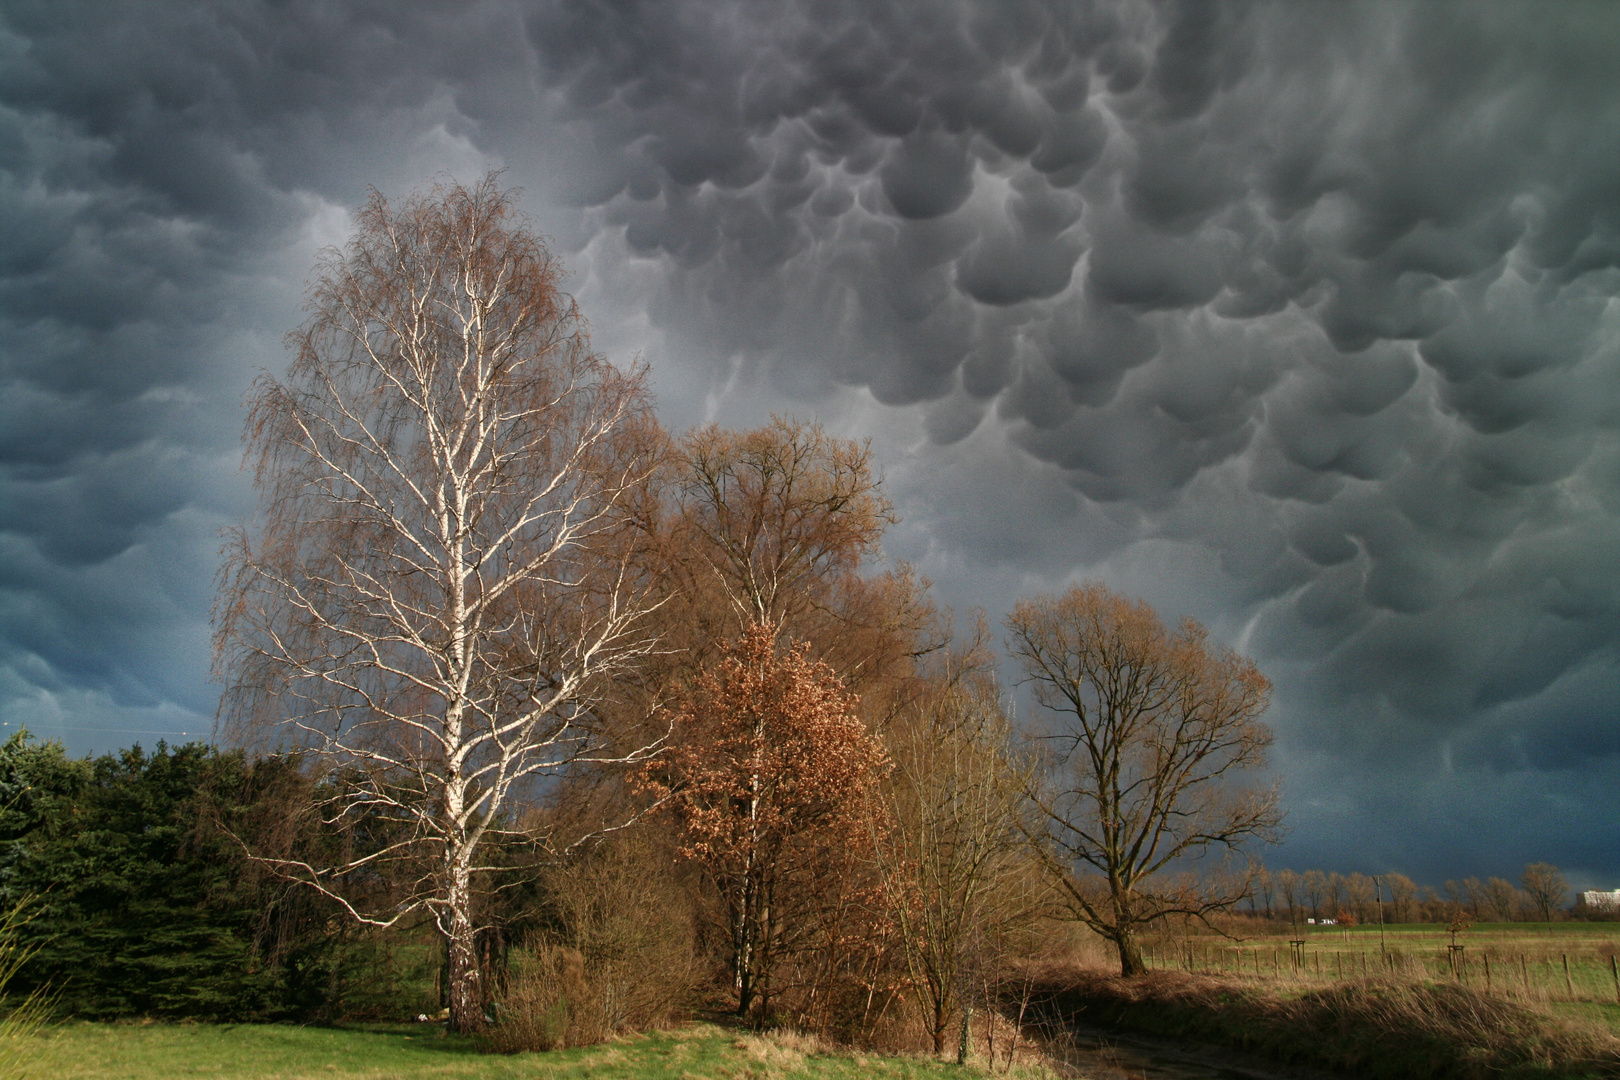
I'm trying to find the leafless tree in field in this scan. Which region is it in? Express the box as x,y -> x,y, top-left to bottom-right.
1274,867 -> 1304,927
1344,872 -> 1377,924
1245,865 -> 1272,918
879,636 -> 1040,1056
1521,862 -> 1569,923
1385,873 -> 1418,923
1483,876 -> 1519,923
214,175 -> 665,1032
1304,869 -> 1329,922
1006,582 -> 1282,976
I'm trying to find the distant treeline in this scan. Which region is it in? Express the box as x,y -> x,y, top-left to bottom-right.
1245,863 -> 1582,926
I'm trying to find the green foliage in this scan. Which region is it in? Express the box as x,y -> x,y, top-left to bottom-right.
0,731 -> 401,1020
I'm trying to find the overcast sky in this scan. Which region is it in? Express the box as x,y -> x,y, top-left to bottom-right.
1,0 -> 1615,889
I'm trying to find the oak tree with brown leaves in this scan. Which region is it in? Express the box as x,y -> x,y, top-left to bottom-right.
640,621 -> 890,1019
1007,582 -> 1281,976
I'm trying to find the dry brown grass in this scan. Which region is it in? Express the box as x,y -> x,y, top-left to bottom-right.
1012,958 -> 1620,1079
0,900 -> 51,1080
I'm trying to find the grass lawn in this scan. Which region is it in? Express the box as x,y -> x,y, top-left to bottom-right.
27,1020 -> 1035,1080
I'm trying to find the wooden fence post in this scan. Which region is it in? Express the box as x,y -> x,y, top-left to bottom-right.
1563,954 -> 1574,999
1610,954 -> 1619,1004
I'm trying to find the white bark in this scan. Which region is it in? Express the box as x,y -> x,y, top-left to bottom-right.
216,177 -> 666,1031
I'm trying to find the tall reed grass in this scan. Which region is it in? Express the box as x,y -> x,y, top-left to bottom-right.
0,899 -> 51,1080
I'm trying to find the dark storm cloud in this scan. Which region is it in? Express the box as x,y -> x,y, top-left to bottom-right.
2,0 -> 1618,881
518,0 -> 1620,877
0,1 -> 517,739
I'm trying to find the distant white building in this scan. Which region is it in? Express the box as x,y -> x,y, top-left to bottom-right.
1581,890 -> 1620,911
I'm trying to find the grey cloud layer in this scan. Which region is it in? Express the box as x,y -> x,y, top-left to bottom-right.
1,0 -> 1616,878
527,0 -> 1620,875
0,1 -> 482,727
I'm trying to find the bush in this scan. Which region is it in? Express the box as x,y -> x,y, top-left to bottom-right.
487,944 -> 592,1051
485,835 -> 700,1052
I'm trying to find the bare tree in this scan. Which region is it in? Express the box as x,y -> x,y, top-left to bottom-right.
879,638 -> 1038,1055
214,176 -> 665,1032
1442,879 -> 1466,920
1302,870 -> 1328,922
1521,862 -> 1569,923
1007,582 -> 1281,976
1344,873 -> 1376,924
675,418 -> 894,631
1274,868 -> 1304,928
1326,872 -> 1348,921
1251,865 -> 1276,919
667,417 -> 935,723
1484,876 -> 1519,923
1382,873 -> 1416,923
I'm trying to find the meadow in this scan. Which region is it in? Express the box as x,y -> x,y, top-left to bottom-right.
23,1021 -> 1048,1080
1144,922 -> 1620,1020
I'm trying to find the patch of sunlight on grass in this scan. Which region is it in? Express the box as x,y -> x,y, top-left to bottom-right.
30,1021 -> 1041,1080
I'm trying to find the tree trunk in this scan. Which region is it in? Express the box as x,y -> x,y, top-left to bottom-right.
1115,929 -> 1146,976
734,876 -> 756,1016
932,997 -> 948,1056
445,861 -> 484,1033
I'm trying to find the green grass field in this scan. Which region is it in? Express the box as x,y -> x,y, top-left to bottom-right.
24,1020 -> 1045,1080
1142,922 -> 1620,1019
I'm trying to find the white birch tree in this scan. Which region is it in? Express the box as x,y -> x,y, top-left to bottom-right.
214,175 -> 665,1032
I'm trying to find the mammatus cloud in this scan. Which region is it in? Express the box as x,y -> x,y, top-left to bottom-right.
1,0 -> 1617,882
